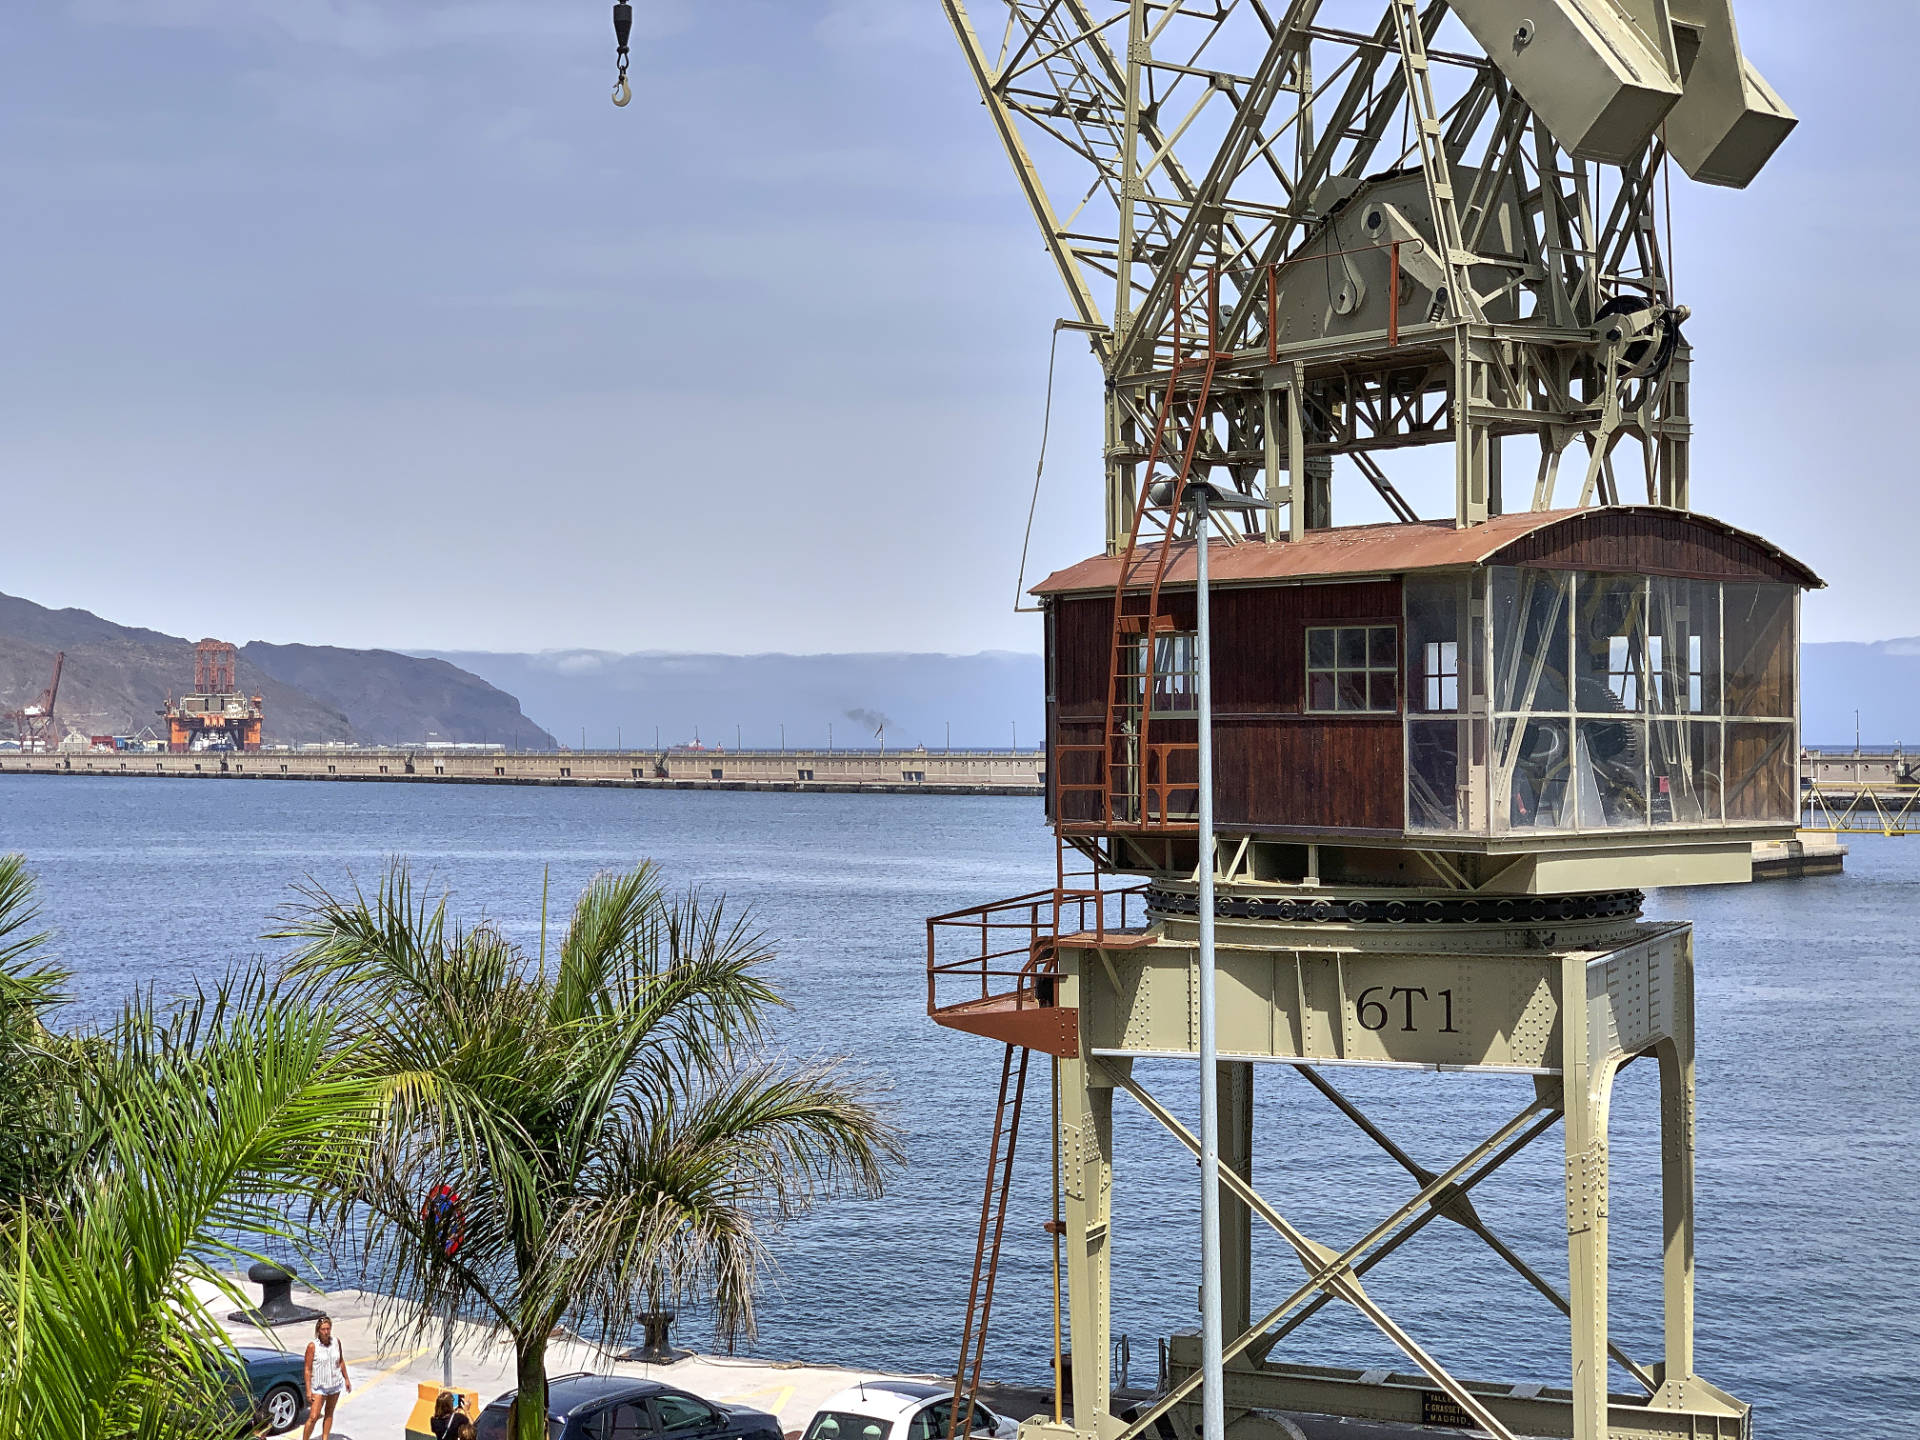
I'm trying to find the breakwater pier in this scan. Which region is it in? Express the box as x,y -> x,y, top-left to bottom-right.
0,746 -> 1046,796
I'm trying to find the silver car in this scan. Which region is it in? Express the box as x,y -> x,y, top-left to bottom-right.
799,1381 -> 1019,1440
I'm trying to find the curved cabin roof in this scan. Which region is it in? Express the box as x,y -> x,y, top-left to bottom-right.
1031,506 -> 1822,597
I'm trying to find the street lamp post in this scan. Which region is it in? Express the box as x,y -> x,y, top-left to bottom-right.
1146,475 -> 1264,1440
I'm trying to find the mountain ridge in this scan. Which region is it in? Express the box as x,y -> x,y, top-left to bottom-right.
0,593 -> 554,748
419,648 -> 1047,752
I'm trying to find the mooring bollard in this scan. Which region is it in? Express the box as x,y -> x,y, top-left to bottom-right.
226,1261 -> 324,1327
621,1309 -> 688,1363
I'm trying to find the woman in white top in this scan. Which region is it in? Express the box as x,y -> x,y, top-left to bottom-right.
300,1314 -> 352,1440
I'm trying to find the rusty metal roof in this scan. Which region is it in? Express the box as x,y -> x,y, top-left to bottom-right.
1031,506 -> 1823,595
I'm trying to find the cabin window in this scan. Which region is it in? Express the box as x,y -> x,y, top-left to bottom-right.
1650,576 -> 1720,715
1405,576 -> 1488,831
1478,569 -> 1797,834
1422,642 -> 1459,711
1724,583 -> 1795,718
1306,625 -> 1398,713
1139,633 -> 1199,717
1406,577 -> 1479,713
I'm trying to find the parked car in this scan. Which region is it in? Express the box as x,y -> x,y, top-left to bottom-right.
209,1343 -> 309,1436
476,1373 -> 784,1440
798,1381 -> 1018,1440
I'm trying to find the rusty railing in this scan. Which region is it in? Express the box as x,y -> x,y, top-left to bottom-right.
926,885 -> 1144,1017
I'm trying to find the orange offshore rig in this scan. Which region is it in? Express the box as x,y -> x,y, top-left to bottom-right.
163,639 -> 263,752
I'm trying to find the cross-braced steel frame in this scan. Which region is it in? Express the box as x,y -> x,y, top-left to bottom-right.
1801,782 -> 1920,836
1039,918 -> 1749,1440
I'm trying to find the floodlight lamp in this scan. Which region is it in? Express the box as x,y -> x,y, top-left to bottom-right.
1145,476 -> 1269,512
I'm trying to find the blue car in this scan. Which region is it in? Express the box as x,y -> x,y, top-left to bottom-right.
204,1343 -> 309,1435
477,1374 -> 783,1440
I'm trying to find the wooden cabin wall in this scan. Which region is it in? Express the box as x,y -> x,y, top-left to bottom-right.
1212,579 -> 1404,832
1049,594 -> 1112,824
1046,580 -> 1406,833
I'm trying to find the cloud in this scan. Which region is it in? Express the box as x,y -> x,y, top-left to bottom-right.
530,651 -> 609,675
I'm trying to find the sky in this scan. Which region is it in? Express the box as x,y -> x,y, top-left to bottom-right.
0,1 -> 1908,654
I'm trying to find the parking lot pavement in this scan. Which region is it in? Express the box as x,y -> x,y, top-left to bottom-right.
201,1274 -> 980,1438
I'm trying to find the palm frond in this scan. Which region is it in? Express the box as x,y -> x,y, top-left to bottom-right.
550,864 -> 663,1022
552,1056 -> 901,1346
0,855 -> 79,1204
0,853 -> 56,977
0,965 -> 376,1439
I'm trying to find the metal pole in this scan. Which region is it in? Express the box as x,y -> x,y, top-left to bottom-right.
442,1295 -> 454,1390
1194,490 -> 1224,1440
1051,1053 -> 1064,1425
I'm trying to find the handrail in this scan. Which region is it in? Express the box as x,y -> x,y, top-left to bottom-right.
927,885 -> 1145,1017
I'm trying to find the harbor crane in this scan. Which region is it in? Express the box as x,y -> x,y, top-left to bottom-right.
912,5 -> 1805,1440
10,651 -> 65,751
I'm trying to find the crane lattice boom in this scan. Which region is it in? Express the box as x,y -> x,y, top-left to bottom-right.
942,0 -> 1793,547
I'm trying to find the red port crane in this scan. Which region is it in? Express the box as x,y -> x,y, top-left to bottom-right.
12,651 -> 64,750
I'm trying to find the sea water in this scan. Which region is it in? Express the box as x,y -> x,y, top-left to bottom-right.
1,777 -> 1913,1438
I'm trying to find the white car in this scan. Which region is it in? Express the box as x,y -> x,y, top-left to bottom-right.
799,1381 -> 1019,1440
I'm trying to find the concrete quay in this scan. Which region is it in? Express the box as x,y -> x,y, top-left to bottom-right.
202,1273 -> 1463,1440
1751,831 -> 1849,879
203,1272 -> 965,1440
0,746 -> 1045,796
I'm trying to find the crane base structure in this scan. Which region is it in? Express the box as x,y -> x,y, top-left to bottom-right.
931,890 -> 1748,1440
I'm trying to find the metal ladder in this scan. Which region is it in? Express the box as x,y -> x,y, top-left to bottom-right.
1056,267 -> 1224,834
948,1044 -> 1031,1440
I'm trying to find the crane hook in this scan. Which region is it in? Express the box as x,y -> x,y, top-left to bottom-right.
612,1 -> 633,108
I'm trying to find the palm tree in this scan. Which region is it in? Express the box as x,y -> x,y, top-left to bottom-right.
0,855 -> 374,1438
281,862 -> 902,1440
0,851 -> 75,1205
